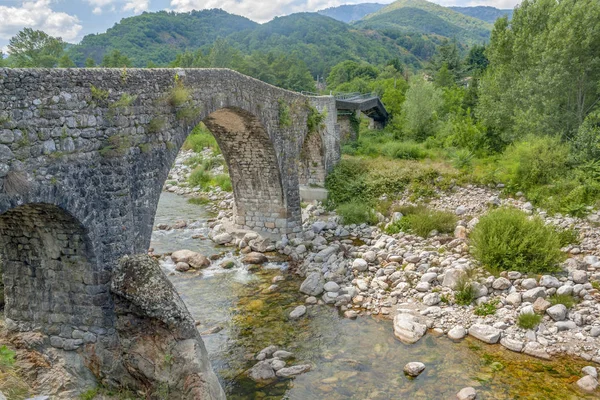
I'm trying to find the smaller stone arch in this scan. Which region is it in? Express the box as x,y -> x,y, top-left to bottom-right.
299,129 -> 327,187
202,107 -> 289,232
0,203 -> 110,350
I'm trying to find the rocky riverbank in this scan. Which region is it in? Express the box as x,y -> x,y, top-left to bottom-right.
165,148 -> 600,395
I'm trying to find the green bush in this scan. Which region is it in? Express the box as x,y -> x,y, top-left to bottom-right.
498,136 -> 570,190
213,174 -> 232,192
189,168 -> 211,188
517,313 -> 542,330
385,205 -> 457,237
470,208 -> 565,274
382,141 -> 428,160
0,345 -> 16,369
336,201 -> 378,225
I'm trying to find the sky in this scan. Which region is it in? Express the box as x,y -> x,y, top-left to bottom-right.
0,0 -> 520,52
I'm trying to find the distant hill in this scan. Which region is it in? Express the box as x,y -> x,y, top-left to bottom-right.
356,0 -> 492,45
228,13 -> 421,76
318,3 -> 387,23
449,6 -> 513,23
69,9 -> 258,67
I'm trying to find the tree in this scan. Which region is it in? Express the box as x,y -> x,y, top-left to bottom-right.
477,0 -> 600,144
85,57 -> 96,68
0,51 -> 4,67
401,76 -> 444,141
58,54 -> 75,68
429,39 -> 462,82
465,44 -> 488,74
101,50 -> 132,67
434,63 -> 455,88
8,28 -> 65,67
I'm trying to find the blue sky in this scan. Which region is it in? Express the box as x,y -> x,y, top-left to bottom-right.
0,0 -> 519,51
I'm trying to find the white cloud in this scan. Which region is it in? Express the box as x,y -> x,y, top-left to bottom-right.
124,0 -> 149,13
169,0 -> 393,22
0,0 -> 82,42
88,0 -> 148,15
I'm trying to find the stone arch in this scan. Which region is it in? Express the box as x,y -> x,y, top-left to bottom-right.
200,107 -> 288,232
0,203 -> 109,349
299,129 -> 326,187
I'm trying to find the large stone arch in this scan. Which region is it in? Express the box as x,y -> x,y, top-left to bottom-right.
202,107 -> 287,231
299,129 -> 326,187
0,203 -> 109,345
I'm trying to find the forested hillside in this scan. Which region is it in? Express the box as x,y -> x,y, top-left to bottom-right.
356,0 -> 492,45
228,13 -> 420,77
317,3 -> 386,22
449,6 -> 513,23
69,9 -> 258,67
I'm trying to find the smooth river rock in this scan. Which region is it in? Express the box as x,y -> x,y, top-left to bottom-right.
289,305 -> 307,319
468,324 -> 501,344
403,362 -> 426,377
243,252 -> 268,265
448,325 -> 467,341
248,361 -> 276,381
577,375 -> 599,392
300,272 -> 324,296
276,364 -> 311,378
456,387 -> 477,400
171,249 -> 210,269
393,314 -> 427,344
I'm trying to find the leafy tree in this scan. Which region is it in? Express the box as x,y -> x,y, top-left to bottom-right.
208,38 -> 245,69
101,50 -> 132,67
58,54 -> 75,68
0,51 -> 4,67
8,28 -> 65,67
429,39 -> 462,82
84,57 -> 96,67
477,0 -> 600,144
465,44 -> 488,74
401,77 -> 443,141
434,62 -> 455,88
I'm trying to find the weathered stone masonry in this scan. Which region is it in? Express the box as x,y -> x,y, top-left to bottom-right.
0,68 -> 339,397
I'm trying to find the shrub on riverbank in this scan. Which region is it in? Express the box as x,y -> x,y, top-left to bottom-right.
336,201 -> 378,225
470,208 -> 564,274
385,205 -> 456,237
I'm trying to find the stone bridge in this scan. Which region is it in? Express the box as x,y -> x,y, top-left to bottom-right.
0,68 -> 340,397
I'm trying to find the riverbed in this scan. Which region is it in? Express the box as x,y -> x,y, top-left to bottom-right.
151,192 -> 595,399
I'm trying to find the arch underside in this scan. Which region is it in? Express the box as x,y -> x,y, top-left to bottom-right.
0,204 -> 110,350
202,107 -> 290,233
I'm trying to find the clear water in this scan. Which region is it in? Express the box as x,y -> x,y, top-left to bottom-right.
151,193 -> 596,400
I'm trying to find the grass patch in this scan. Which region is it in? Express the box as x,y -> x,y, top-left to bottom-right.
474,299 -> 499,316
147,117 -> 165,134
454,278 -> 476,306
80,388 -> 99,400
336,201 -> 378,225
213,174 -> 232,192
99,135 -> 131,158
517,313 -> 542,330
470,207 -> 565,274
278,99 -> 292,128
548,294 -> 578,308
385,205 -> 456,237
325,157 -> 458,209
183,123 -> 220,155
189,168 -> 212,188
111,93 -> 137,109
188,197 -> 210,206
592,280 -> 600,290
168,84 -> 191,107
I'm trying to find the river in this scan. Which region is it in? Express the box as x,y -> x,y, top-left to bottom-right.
150,192 -> 594,400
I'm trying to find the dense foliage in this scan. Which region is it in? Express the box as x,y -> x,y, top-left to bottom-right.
470,208 -> 565,274
317,3 -> 387,23
448,6 -> 512,23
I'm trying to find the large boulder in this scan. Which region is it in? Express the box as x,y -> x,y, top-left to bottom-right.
243,252 -> 268,265
299,272 -> 324,296
171,250 -> 210,269
393,314 -> 427,344
468,324 -> 501,344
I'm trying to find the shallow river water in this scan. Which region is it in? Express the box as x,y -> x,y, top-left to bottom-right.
151,192 -> 596,400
